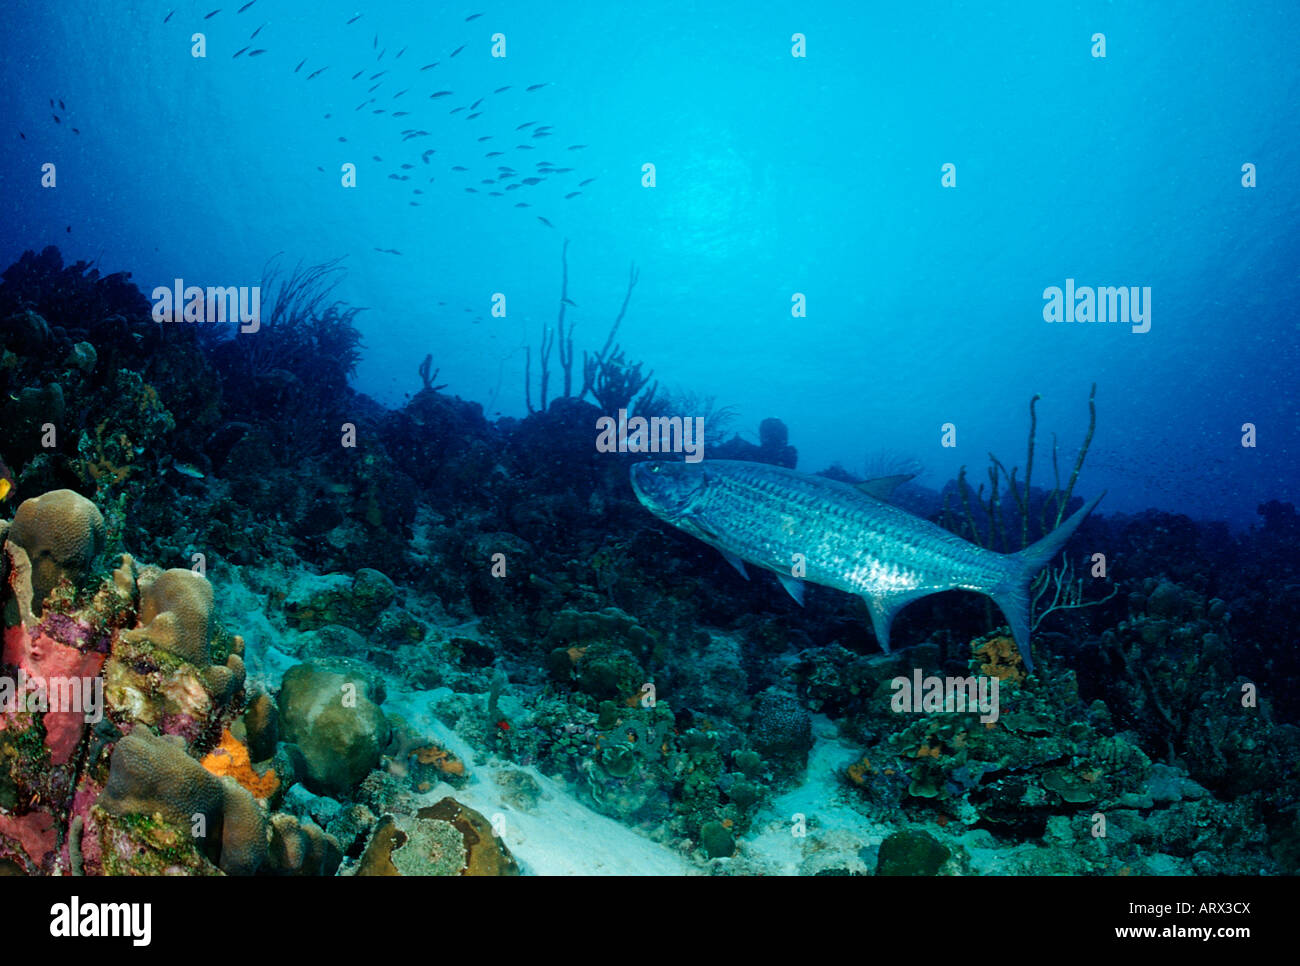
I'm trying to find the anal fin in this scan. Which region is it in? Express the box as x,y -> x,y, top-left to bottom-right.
777,573 -> 805,606
863,591 -> 926,654
720,549 -> 749,580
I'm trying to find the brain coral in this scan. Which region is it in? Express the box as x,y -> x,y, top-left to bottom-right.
6,489 -> 105,614
97,726 -> 268,875
123,568 -> 214,665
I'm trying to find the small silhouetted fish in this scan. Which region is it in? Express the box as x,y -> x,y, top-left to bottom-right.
372,155 -> 382,161
49,99 -> 53,107
553,167 -> 573,172
59,99 -> 65,110
480,179 -> 494,185
66,225 -> 71,232
371,71 -> 386,79
394,89 -> 407,97
497,166 -> 515,172
536,125 -> 553,131
494,85 -> 510,93
516,122 -> 534,130
516,145 -> 534,150
450,106 -> 465,114
409,201 -> 420,206
250,23 -> 265,39
452,165 -> 468,171
373,34 -> 378,48
233,46 -> 248,57
422,149 -> 434,159
578,177 -> 596,186
467,112 -> 481,119
338,136 -> 347,141
514,202 -> 530,208
324,113 -> 331,118
430,91 -> 452,98
205,9 -> 221,20
477,135 -> 492,141
413,189 -> 423,194
565,191 -> 581,199
18,132 -> 25,139
521,177 -> 541,185
378,49 -> 385,59
347,14 -> 362,25
538,216 -> 554,228
249,49 -> 266,56
489,191 -> 503,196
420,62 -> 439,71
401,163 -> 413,169
238,0 -> 256,12
368,83 -> 381,92
471,97 -> 483,109
396,47 -> 405,58
526,83 -> 548,91
485,150 -> 503,157
561,297 -> 577,306
71,128 -> 80,134
373,247 -> 402,254
308,67 -> 327,78
532,131 -> 551,138
450,44 -> 465,57
352,70 -> 363,79
317,165 -> 324,171
295,58 -> 306,72
393,110 -> 409,116
164,10 -> 173,23
372,109 -> 385,114
388,174 -> 401,180
466,12 -> 482,21
465,187 -> 477,193
567,144 -> 586,150
52,115 -> 60,123
355,102 -> 367,110
505,183 -> 521,190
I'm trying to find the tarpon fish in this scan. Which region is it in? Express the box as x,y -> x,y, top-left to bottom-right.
631,460 -> 1103,671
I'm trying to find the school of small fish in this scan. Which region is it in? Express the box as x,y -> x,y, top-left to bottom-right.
141,4 -> 595,238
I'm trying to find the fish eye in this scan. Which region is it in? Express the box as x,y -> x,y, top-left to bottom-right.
649,464 -> 661,474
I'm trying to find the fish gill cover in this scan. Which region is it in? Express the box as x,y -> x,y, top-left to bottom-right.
0,0 -> 1296,910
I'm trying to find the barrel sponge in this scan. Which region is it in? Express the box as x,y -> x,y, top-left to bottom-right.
97,727 -> 268,875
6,489 -> 105,612
124,568 -> 214,665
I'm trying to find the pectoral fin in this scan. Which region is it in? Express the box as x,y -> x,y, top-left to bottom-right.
777,573 -> 805,606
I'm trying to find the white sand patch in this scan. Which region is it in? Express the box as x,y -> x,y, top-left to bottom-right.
386,688 -> 697,876
736,714 -> 888,875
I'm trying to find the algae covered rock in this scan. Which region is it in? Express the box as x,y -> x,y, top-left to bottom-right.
357,798 -> 518,876
876,829 -> 951,876
277,658 -> 390,797
284,568 -> 396,632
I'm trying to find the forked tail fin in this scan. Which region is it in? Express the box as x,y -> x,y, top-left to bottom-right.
991,491 -> 1105,672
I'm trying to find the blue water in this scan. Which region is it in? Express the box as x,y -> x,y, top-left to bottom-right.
2,0 -> 1296,526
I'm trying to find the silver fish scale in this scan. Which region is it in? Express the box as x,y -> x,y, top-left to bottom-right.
694,462 -> 1012,597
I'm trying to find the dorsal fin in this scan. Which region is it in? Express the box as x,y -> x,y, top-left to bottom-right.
854,473 -> 915,502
